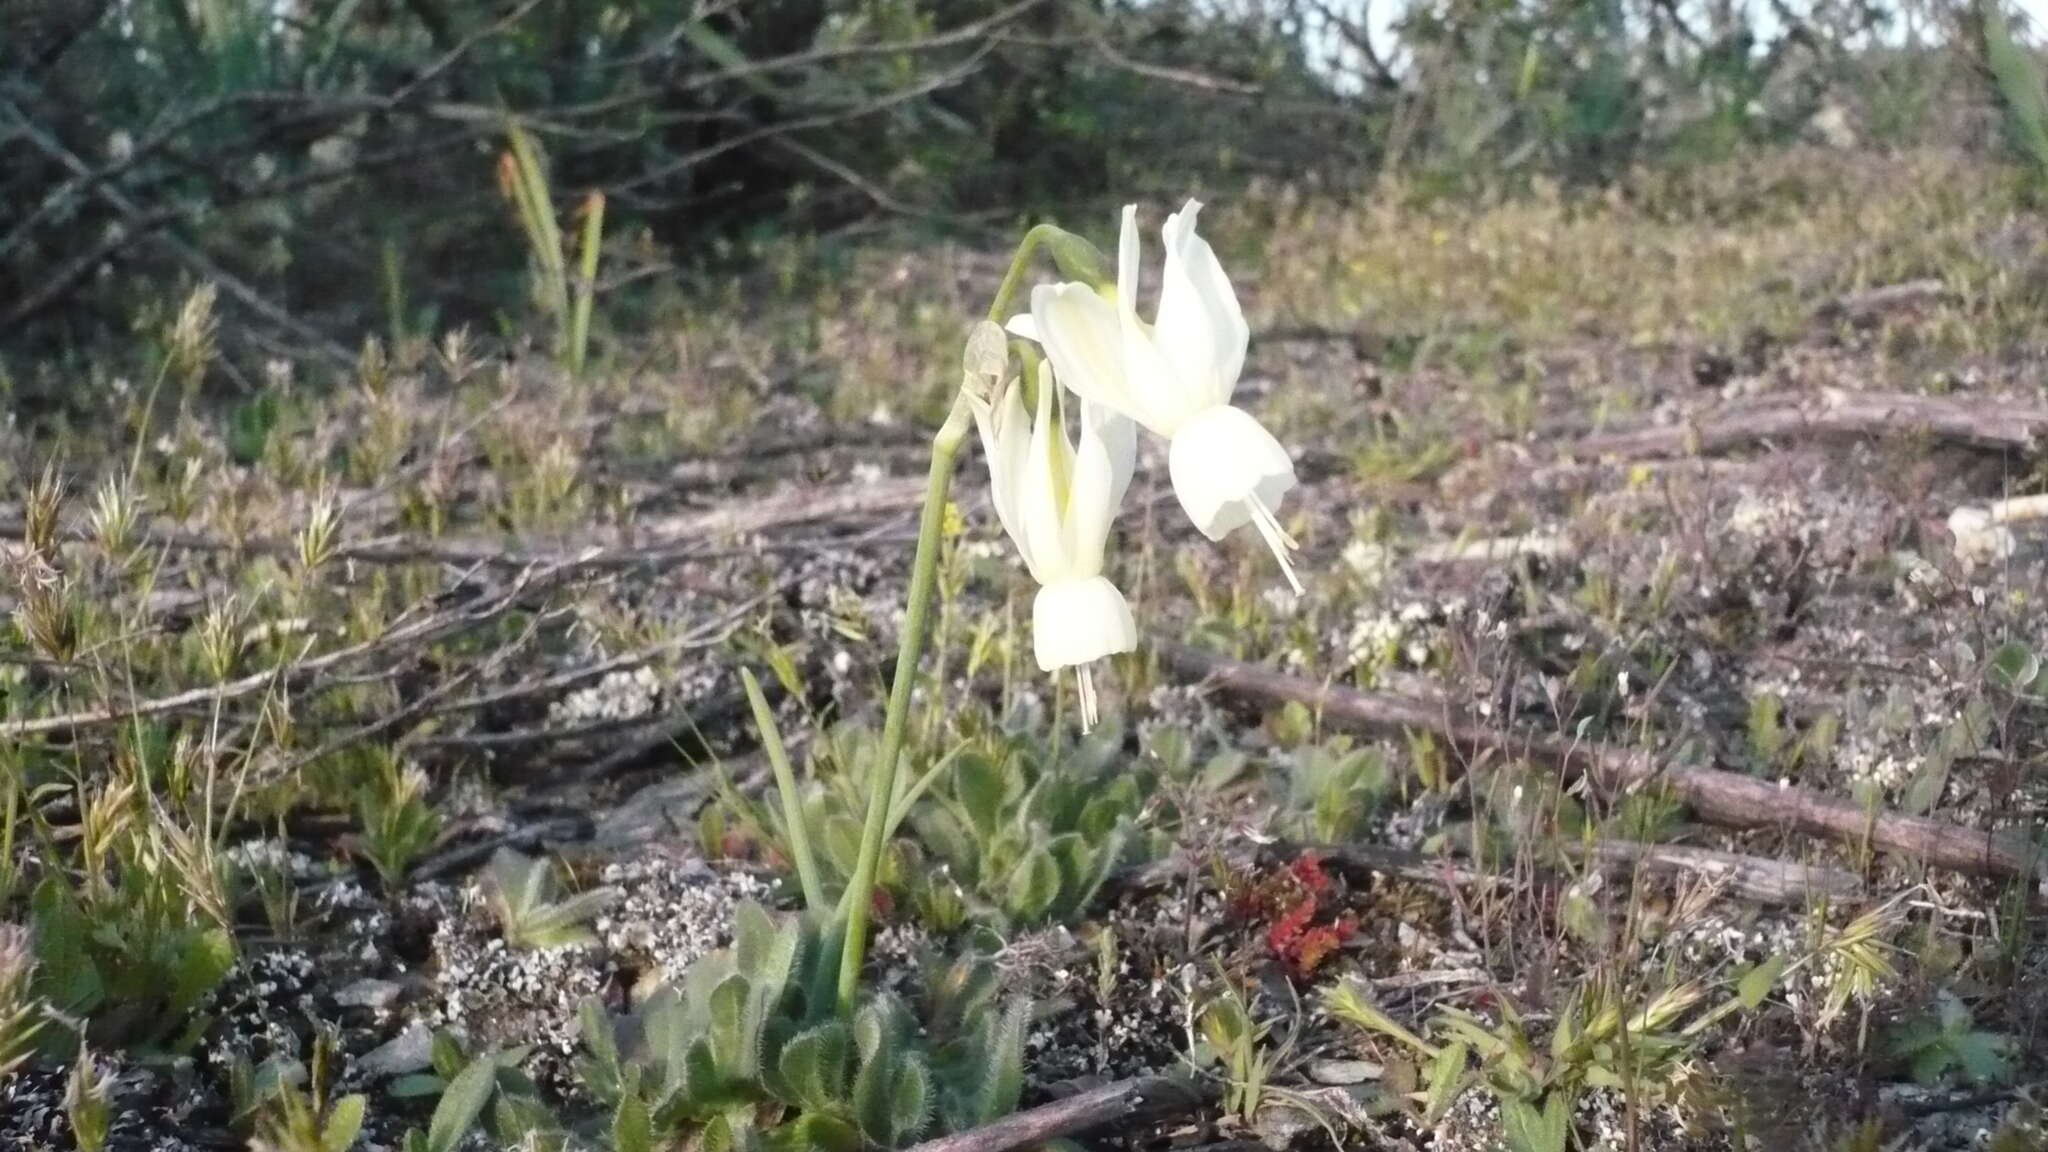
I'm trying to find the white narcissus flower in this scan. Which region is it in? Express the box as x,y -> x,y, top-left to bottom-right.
970,362 -> 1138,730
1012,201 -> 1302,593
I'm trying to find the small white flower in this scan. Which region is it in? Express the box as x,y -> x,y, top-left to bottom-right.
1013,201 -> 1303,593
971,362 -> 1137,730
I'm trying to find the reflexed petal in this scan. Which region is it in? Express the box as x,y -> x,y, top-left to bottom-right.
1031,575 -> 1137,671
1117,204 -> 1141,306
1157,202 -> 1249,408
1165,404 -> 1296,540
1005,313 -> 1039,342
1033,282 -> 1142,423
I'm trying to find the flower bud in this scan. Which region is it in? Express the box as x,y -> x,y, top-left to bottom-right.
1044,227 -> 1112,291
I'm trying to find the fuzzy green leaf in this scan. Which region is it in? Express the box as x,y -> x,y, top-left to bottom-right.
1421,1041 -> 1467,1125
1501,1095 -> 1571,1152
425,1056 -> 498,1152
779,1023 -> 853,1114
1736,954 -> 1789,1010
953,753 -> 1005,841
787,1112 -> 862,1152
1003,845 -> 1061,922
885,1052 -> 932,1146
169,928 -> 236,1019
612,1089 -> 653,1152
322,1094 -> 366,1152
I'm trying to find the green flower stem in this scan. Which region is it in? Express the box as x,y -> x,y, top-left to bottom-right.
835,399 -> 970,1014
832,224 -> 1062,1015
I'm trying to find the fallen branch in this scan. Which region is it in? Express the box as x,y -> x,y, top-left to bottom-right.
1572,840 -> 1865,905
1116,836 -> 1855,907
1569,388 -> 2048,461
1157,642 -> 2046,888
1812,278 -> 1953,327
901,1076 -> 1209,1152
1113,841 -> 1496,896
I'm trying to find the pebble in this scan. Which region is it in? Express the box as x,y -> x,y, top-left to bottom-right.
360,1021 -> 433,1077
1306,1058 -> 1384,1085
336,977 -> 404,1011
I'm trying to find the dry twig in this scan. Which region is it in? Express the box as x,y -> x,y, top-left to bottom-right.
1159,641 -> 2046,888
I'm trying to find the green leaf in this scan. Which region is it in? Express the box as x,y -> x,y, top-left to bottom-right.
732,902 -> 776,973
779,1023 -> 853,1113
1003,845 -> 1061,922
429,1032 -> 467,1080
388,1074 -> 446,1099
168,928 -> 236,1019
787,1112 -> 862,1152
322,1095 -> 366,1152
29,879 -> 102,1018
851,999 -> 906,1143
953,753 -> 1005,840
1952,1032 -> 2014,1085
1736,954 -> 1790,1009
1906,697 -> 1992,815
974,999 -> 1028,1126
425,1056 -> 498,1152
1502,1095 -> 1571,1152
1986,642 -> 2041,695
682,1037 -> 725,1106
885,1053 -> 931,1146
612,1090 -> 653,1152
1421,1041 -> 1467,1125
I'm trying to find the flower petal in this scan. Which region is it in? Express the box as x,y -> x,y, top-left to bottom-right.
970,383 -> 1039,579
1033,281 -> 1144,425
1118,204 -> 1141,306
1020,365 -> 1074,579
1060,397 -> 1132,574
1005,313 -> 1039,342
1031,575 -> 1137,671
1085,398 -> 1136,510
1157,201 -> 1248,409
1165,404 -> 1296,540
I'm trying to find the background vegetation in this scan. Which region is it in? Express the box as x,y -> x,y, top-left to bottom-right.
0,0 -> 1993,400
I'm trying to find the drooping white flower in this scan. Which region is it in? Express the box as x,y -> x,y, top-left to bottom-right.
1011,201 -> 1302,593
970,362 -> 1138,729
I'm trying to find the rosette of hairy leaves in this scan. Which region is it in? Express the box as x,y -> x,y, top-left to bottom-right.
576,904 -> 1027,1151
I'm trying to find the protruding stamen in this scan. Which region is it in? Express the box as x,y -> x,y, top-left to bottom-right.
1076,665 -> 1100,732
1247,493 -> 1304,595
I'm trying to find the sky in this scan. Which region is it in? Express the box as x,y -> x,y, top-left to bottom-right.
1312,0 -> 2048,81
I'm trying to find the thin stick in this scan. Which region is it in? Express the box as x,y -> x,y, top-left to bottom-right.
1158,642 -> 2046,887
901,1076 -> 1208,1152
1569,388 -> 2048,461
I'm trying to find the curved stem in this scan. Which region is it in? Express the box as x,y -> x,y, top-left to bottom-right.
987,223 -> 1059,327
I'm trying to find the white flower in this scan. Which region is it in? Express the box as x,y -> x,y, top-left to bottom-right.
970,362 -> 1138,730
1012,200 -> 1302,593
